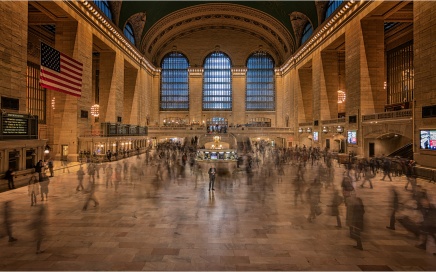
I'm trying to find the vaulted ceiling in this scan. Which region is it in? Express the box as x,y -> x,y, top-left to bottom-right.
116,1 -> 321,66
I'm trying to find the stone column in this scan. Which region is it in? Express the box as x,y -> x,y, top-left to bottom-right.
53,20 -> 92,162
413,1 -> 436,167
188,68 -> 204,125
0,1 -> 27,113
232,68 -> 246,125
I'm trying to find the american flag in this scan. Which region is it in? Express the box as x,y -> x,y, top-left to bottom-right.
40,42 -> 83,97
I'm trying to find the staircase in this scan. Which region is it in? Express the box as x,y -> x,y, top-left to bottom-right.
388,143 -> 413,160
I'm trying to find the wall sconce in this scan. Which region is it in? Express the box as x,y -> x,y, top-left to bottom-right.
322,126 -> 328,133
298,127 -> 303,133
44,145 -> 50,154
306,127 -> 312,133
337,126 -> 344,133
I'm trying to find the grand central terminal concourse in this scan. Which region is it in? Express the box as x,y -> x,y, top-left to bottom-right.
1,0 -> 436,271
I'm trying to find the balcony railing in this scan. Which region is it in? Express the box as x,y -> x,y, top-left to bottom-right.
81,123 -> 148,137
362,109 -> 412,122
321,118 -> 346,125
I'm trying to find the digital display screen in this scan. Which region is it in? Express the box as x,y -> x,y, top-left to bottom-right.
420,130 -> 436,150
347,130 -> 357,144
313,131 -> 319,142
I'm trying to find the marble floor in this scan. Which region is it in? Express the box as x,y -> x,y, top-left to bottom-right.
0,155 -> 435,271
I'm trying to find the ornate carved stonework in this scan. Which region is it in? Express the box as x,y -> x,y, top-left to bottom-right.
141,3 -> 295,66
289,12 -> 311,48
315,0 -> 329,26
125,12 -> 146,48
109,0 -> 122,26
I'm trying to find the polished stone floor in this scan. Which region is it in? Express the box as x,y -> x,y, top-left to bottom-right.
0,154 -> 435,271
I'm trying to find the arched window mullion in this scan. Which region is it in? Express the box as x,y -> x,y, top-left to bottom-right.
160,52 -> 189,111
246,52 -> 275,111
202,52 -> 232,111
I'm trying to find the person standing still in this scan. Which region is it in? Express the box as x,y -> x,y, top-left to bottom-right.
208,165 -> 217,191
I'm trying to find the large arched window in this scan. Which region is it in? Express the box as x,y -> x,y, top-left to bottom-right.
203,52 -> 232,110
123,23 -> 135,45
301,23 -> 313,45
160,52 -> 189,110
94,0 -> 113,20
246,52 -> 275,111
325,0 -> 343,19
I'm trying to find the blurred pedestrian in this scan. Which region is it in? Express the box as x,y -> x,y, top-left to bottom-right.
83,179 -> 99,211
386,187 -> 399,230
39,172 -> 50,201
47,159 -> 54,177
31,204 -> 46,254
4,167 -> 15,190
306,178 -> 322,223
329,189 -> 344,228
28,174 -> 39,206
76,166 -> 85,191
347,195 -> 365,250
3,201 -> 17,242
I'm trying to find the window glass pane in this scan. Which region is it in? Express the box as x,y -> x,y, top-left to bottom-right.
123,23 -> 135,44
27,62 -> 46,124
160,52 -> 189,110
387,42 -> 414,105
325,0 -> 343,19
301,23 -> 313,45
94,0 -> 113,20
246,52 -> 275,111
203,52 -> 232,110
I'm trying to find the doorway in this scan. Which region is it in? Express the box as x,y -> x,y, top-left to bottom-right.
369,142 -> 375,157
61,145 -> 69,161
325,139 -> 330,149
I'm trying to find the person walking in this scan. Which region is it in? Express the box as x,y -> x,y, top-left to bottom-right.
34,160 -> 44,180
208,165 -> 217,191
76,166 -> 85,191
360,165 -> 374,189
306,178 -> 322,223
39,172 -> 50,201
3,201 -> 17,242
47,159 -> 54,177
381,158 -> 392,181
82,179 -> 99,210
386,187 -> 399,230
4,167 -> 15,190
32,204 -> 46,254
329,189 -> 344,228
405,160 -> 417,192
347,195 -> 365,250
28,174 -> 39,206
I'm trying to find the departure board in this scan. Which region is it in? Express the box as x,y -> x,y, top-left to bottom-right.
2,114 -> 28,135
